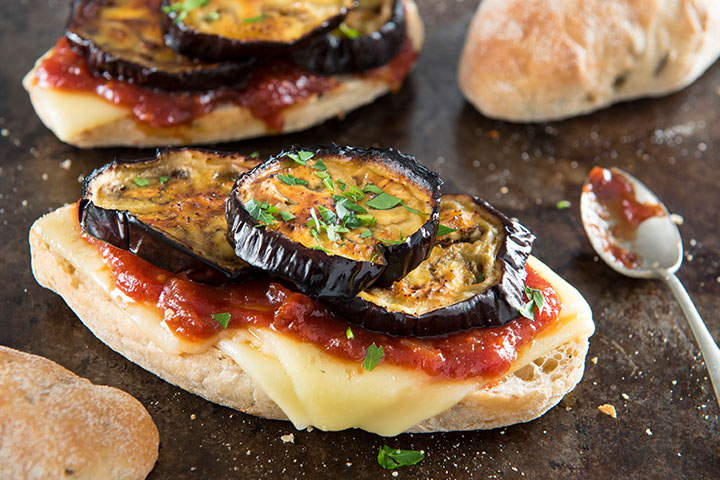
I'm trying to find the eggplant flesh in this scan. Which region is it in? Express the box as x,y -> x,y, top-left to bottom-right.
162,0 -> 356,61
226,144 -> 442,298
326,194 -> 536,337
291,0 -> 406,75
80,148 -> 260,282
65,0 -> 253,91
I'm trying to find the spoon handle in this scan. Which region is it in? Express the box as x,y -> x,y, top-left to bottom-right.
663,273 -> 720,408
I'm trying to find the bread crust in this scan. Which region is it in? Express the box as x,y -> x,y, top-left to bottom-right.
459,0 -> 720,122
0,345 -> 159,480
23,0 -> 424,148
29,205 -> 590,433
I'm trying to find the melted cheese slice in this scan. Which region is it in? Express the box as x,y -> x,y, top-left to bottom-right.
23,69 -> 129,142
32,206 -> 594,436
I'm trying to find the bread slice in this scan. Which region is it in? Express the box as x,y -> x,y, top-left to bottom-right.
29,205 -> 594,435
0,345 -> 158,480
459,0 -> 720,122
22,0 -> 423,149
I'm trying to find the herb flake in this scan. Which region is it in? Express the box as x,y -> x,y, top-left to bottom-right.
437,224 -> 457,236
133,177 -> 150,187
556,200 -> 571,210
287,150 -> 314,166
211,312 -> 231,329
278,173 -> 309,186
362,343 -> 384,371
365,192 -> 402,210
518,286 -> 545,320
162,0 -> 209,23
346,327 -> 354,339
377,445 -> 425,470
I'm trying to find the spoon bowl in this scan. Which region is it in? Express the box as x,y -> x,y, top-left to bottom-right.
580,166 -> 720,408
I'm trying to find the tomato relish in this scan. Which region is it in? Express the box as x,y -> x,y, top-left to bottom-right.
33,36 -> 417,130
87,233 -> 562,381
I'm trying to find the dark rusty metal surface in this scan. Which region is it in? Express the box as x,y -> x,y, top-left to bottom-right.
1,0 -> 719,478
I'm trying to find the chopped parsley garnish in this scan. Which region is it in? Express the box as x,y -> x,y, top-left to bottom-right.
340,184 -> 365,202
362,183 -> 384,195
287,150 -> 314,166
338,22 -> 361,39
242,14 -> 267,23
278,173 -> 309,186
475,272 -> 485,284
401,203 -> 428,215
162,0 -> 209,23
377,446 -> 425,470
357,214 -> 377,227
556,200 -> 571,210
333,195 -> 367,215
159,176 -> 169,184
365,192 -> 402,210
133,177 -> 150,187
211,312 -> 231,329
362,343 -> 384,371
317,205 -> 337,224
518,286 -> 545,320
346,327 -> 354,339
437,224 -> 457,236
360,230 -> 373,239
378,237 -> 404,245
250,151 -> 260,159
279,210 -> 296,222
245,198 -> 276,226
203,11 -> 220,22
312,158 -> 327,171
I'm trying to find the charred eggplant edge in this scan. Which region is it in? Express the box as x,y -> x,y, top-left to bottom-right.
226,144 -> 442,298
64,0 -> 255,91
161,0 -> 353,61
325,196 -> 536,337
291,0 -> 407,75
79,148 -> 252,282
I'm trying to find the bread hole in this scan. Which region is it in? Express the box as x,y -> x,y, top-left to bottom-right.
613,71 -> 629,90
542,357 -> 559,373
513,363 -> 537,381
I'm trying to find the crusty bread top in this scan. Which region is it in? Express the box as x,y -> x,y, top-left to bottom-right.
459,0 -> 720,122
0,346 -> 159,480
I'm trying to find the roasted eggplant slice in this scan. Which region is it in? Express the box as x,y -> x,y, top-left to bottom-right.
79,148 -> 260,282
65,0 -> 253,90
226,145 -> 442,298
326,194 -> 535,336
162,0 -> 356,60
291,0 -> 406,74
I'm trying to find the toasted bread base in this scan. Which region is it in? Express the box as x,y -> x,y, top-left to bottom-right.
23,0 -> 424,148
30,205 -> 591,433
0,346 -> 158,480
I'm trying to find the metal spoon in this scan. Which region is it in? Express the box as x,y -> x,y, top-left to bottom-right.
580,166 -> 720,407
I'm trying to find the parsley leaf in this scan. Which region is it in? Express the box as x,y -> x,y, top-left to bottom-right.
360,230 -> 373,239
250,151 -> 260,158
437,224 -> 457,236
338,22 -> 360,39
203,11 -> 220,21
133,177 -> 150,187
278,173 -> 309,186
556,200 -> 571,210
377,446 -> 425,470
341,184 -> 365,202
279,210 -> 296,222
378,237 -> 404,245
357,214 -> 377,227
333,195 -> 367,214
211,312 -> 231,329
346,327 -> 354,339
287,150 -> 314,166
159,176 -> 169,184
162,0 -> 208,23
401,202 -> 428,215
365,192 -> 402,210
317,205 -> 337,224
245,198 -> 276,225
323,177 -> 334,192
362,183 -> 384,195
474,272 -> 485,284
242,14 -> 267,23
362,343 -> 384,371
518,286 -> 545,320
312,158 -> 327,171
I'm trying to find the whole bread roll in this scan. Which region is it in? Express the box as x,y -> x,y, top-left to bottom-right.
458,0 -> 720,122
0,346 -> 159,480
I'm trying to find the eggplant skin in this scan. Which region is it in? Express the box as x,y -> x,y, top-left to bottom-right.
226,144 -> 442,298
326,196 -> 536,337
80,148 -> 260,283
162,0 -> 354,61
65,0 -> 254,91
291,0 -> 406,75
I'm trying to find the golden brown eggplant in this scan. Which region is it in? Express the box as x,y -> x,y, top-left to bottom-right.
162,0 -> 356,61
226,145 -> 442,298
79,148 -> 260,282
326,195 -> 535,336
66,0 -> 253,90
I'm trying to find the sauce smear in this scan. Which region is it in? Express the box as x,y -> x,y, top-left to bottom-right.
583,167 -> 665,268
89,235 -> 562,381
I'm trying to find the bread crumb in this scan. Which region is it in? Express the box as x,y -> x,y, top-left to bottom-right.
670,214 -> 684,225
60,159 -> 72,170
499,186 -> 509,194
598,404 -> 617,418
190,413 -> 196,420
621,393 -> 630,400
591,356 -> 598,364
306,426 -> 314,432
646,428 -> 653,436
280,433 -> 295,444
0,128 -> 8,137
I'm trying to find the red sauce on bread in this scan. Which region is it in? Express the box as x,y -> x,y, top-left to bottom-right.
33,36 -> 416,130
88,235 -> 562,381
